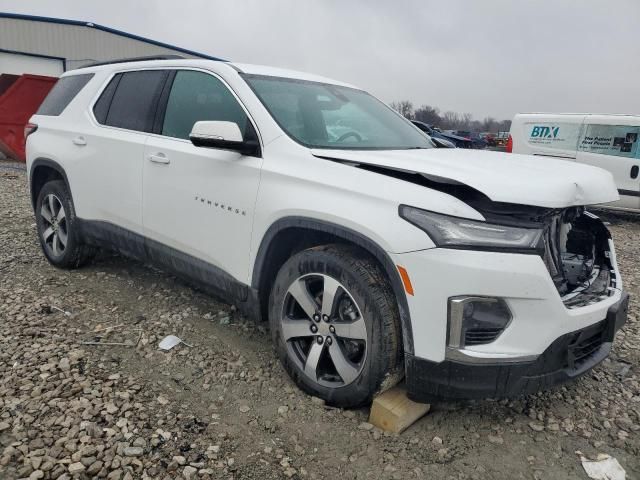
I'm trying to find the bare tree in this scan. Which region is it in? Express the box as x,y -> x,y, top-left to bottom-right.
389,100 -> 414,119
413,105 -> 441,126
390,100 -> 511,133
441,111 -> 460,130
461,113 -> 473,129
498,119 -> 512,132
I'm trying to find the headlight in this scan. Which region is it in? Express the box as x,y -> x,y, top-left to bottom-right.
399,205 -> 543,251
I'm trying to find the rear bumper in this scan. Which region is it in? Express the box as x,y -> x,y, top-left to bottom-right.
406,292 -> 629,402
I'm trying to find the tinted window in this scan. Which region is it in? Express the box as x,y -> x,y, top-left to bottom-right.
92,74 -> 121,124
162,70 -> 248,140
101,70 -> 168,132
37,73 -> 94,116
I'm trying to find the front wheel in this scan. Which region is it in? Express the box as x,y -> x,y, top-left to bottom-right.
269,245 -> 403,408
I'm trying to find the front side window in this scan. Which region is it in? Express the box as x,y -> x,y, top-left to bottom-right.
243,74 -> 432,150
95,70 -> 168,133
162,70 -> 248,140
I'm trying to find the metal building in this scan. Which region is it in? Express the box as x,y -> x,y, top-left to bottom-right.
0,12 -> 223,76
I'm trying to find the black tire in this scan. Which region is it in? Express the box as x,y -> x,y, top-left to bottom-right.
269,244 -> 403,408
35,179 -> 94,269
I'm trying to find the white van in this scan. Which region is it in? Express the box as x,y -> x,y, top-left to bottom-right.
508,113 -> 640,211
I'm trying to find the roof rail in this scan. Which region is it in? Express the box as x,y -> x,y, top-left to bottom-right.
82,55 -> 186,68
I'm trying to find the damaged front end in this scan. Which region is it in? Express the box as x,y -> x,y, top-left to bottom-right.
378,164 -> 619,308
319,154 -> 620,308
470,199 -> 619,308
541,209 -> 619,308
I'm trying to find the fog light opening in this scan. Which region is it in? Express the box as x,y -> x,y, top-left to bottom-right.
447,296 -> 512,348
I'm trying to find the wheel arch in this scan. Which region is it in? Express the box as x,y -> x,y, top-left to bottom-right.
251,216 -> 414,354
29,158 -> 72,210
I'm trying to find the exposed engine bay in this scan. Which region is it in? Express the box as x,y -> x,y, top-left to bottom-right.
541,208 -> 617,307
440,190 -> 618,307
426,184 -> 618,307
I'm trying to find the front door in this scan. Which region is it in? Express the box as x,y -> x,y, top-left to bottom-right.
142,69 -> 262,288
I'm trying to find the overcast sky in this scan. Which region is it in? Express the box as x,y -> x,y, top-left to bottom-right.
2,0 -> 639,120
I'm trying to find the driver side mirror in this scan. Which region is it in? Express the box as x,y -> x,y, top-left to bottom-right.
189,121 -> 259,156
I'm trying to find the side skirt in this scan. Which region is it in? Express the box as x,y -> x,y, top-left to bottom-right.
78,219 -> 260,320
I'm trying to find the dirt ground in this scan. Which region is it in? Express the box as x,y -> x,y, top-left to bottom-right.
1,161 -> 638,480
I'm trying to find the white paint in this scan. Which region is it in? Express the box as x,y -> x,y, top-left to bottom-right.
510,113 -> 640,211
310,147 -> 619,209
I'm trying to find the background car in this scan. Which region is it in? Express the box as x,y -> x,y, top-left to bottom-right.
452,130 -> 488,149
412,121 -> 471,148
480,132 -> 497,147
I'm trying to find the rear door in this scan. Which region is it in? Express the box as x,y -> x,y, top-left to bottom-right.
142,68 -> 262,286
576,115 -> 640,210
78,69 -> 169,234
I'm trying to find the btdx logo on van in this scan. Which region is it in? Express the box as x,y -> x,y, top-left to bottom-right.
531,125 -> 559,138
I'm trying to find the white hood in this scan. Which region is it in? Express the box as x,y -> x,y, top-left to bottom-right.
311,148 -> 619,208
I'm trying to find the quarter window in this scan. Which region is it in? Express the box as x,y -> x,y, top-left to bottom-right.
37,73 -> 94,116
94,70 -> 168,133
161,70 -> 248,140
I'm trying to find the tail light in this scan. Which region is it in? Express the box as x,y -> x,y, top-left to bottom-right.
24,122 -> 38,140
506,134 -> 513,153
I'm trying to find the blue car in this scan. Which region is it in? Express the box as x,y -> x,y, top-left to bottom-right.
411,121 -> 472,148
452,130 -> 488,149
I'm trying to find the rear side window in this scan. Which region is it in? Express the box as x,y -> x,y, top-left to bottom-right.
92,74 -> 120,124
37,73 -> 94,116
161,70 -> 248,140
94,70 -> 168,133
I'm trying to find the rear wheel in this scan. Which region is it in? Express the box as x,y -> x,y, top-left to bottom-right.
269,244 -> 403,407
35,180 -> 94,268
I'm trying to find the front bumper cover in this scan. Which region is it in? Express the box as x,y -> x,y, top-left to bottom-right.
406,291 -> 629,402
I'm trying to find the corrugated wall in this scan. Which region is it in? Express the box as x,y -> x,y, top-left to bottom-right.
0,18 -> 202,70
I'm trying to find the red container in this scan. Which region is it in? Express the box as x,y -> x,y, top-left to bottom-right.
0,74 -> 57,162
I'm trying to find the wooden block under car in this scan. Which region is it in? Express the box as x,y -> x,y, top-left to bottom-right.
368,386 -> 431,433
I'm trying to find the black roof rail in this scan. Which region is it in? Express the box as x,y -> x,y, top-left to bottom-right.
82,55 -> 186,68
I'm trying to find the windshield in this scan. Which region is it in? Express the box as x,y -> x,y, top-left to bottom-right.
243,74 -> 433,150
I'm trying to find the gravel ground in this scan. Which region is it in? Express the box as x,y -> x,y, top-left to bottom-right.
1,162 -> 638,480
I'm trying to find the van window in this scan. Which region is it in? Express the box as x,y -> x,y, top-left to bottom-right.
37,74 -> 94,116
578,124 -> 640,158
161,70 -> 248,140
96,70 -> 168,133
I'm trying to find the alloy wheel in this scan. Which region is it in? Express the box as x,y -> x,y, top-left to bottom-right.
280,273 -> 367,387
40,194 -> 68,257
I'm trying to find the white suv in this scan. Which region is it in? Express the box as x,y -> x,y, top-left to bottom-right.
26,57 -> 629,407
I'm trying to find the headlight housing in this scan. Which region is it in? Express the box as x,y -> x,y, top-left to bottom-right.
399,205 -> 543,251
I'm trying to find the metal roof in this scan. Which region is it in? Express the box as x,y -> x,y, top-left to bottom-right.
0,12 -> 225,61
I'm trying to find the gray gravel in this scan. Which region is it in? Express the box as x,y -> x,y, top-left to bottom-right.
1,162 -> 638,479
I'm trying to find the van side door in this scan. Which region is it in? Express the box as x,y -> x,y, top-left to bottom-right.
576,115 -> 640,210
512,114 -> 585,159
142,69 -> 262,294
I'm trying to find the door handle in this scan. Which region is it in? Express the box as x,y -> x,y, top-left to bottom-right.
72,136 -> 87,146
148,153 -> 170,164
631,165 -> 639,179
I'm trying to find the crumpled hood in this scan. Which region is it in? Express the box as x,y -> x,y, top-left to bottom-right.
311,148 -> 619,208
